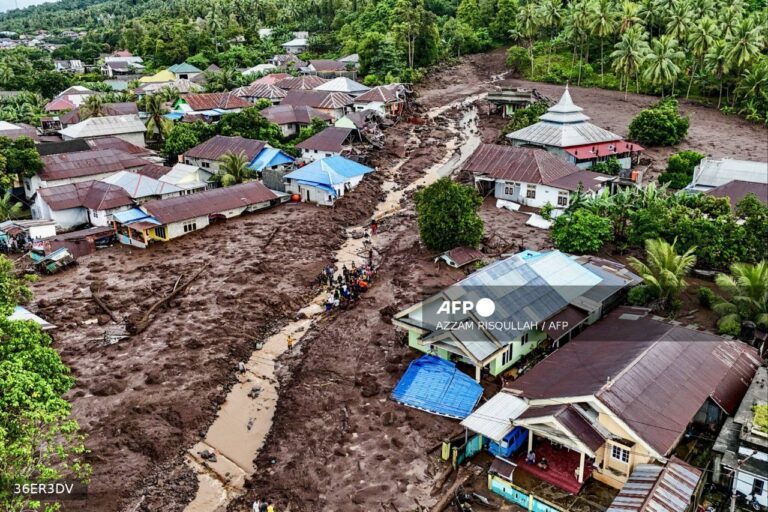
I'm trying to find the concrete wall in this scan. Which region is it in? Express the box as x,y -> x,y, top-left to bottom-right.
184,156 -> 220,173
32,195 -> 88,230
88,205 -> 133,227
493,180 -> 572,209
734,468 -> 767,507
167,215 -> 210,239
300,148 -> 340,162
489,331 -> 547,376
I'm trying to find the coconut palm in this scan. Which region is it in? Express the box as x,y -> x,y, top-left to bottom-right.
686,17 -> 718,98
144,94 -> 172,143
735,60 -> 768,106
642,35 -> 684,96
0,191 -> 23,221
705,39 -> 731,107
713,261 -> 768,330
81,94 -> 104,118
664,0 -> 692,41
590,0 -> 619,84
565,0 -> 593,84
628,238 -> 697,312
517,3 -> 541,74
538,0 -> 563,73
725,18 -> 764,73
611,26 -> 650,97
618,1 -> 642,32
218,151 -> 252,187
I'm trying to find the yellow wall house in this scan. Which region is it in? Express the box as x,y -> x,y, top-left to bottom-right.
462,307 -> 760,493
138,69 -> 175,83
392,250 -> 640,382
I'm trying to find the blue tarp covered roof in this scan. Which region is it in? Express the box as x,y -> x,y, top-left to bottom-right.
285,156 -> 373,187
164,112 -> 184,120
112,208 -> 158,225
391,355 -> 483,419
249,147 -> 294,171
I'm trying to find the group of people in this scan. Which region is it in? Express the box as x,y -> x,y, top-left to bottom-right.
0,233 -> 29,253
525,450 -> 549,471
252,498 -> 275,512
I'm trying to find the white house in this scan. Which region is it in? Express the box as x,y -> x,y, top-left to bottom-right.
284,156 -> 374,206
159,164 -> 214,194
59,114 -> 147,147
33,180 -> 134,229
463,144 -> 612,209
685,158 -> 768,193
183,136 -> 268,174
295,126 -> 353,162
281,37 -> 308,54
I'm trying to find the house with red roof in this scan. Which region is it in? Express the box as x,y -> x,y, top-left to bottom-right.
172,92 -> 250,118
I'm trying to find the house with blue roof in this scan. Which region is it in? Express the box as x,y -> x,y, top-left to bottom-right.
392,250 -> 640,381
283,155 -> 374,206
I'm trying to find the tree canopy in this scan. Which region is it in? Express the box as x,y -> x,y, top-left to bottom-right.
414,178 -> 484,251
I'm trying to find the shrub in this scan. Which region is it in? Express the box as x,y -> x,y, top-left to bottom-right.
628,285 -> 654,305
502,102 -> 548,134
591,157 -> 622,176
552,209 -> 613,254
658,150 -> 704,189
628,99 -> 689,146
697,286 -> 716,308
718,316 -> 741,336
540,202 -> 554,220
414,178 -> 484,251
506,46 -> 530,75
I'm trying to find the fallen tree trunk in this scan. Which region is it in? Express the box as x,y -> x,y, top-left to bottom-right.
126,264 -> 208,335
91,288 -> 119,323
430,464 -> 455,496
429,467 -> 473,512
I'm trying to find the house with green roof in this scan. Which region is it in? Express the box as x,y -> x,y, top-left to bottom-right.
167,62 -> 203,80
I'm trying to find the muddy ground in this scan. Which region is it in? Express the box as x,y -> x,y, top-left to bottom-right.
25,47 -> 768,512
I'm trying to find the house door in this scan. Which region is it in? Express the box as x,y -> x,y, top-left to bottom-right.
305,189 -> 310,201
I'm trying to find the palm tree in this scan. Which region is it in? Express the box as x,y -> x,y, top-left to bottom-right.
517,3 -> 541,74
705,39 -> 730,107
664,0 -> 692,41
565,0 -> 592,85
611,26 -> 650,98
725,18 -> 764,74
590,0 -> 619,85
713,261 -> 768,331
144,94 -> 172,143
619,0 -> 641,33
735,60 -> 768,106
686,17 -> 718,98
538,0 -> 563,73
218,151 -> 252,186
0,191 -> 23,221
81,95 -> 104,118
642,35 -> 684,96
0,65 -> 14,86
628,238 -> 697,312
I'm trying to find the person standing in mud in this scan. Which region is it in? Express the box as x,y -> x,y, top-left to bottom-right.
370,219 -> 378,235
287,335 -> 294,351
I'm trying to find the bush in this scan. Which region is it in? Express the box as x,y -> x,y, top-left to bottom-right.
697,286 -> 716,308
628,99 -> 689,146
718,316 -> 741,336
506,46 -> 530,75
658,150 -> 704,189
552,209 -> 613,254
591,158 -> 622,176
540,202 -> 554,220
414,178 -> 484,251
628,285 -> 654,305
502,102 -> 548,134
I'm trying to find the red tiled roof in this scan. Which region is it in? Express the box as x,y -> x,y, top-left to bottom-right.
274,76 -> 328,90
564,140 -> 644,159
142,181 -> 277,224
261,104 -> 332,125
507,307 -> 761,456
40,148 -> 148,181
463,144 -> 580,185
296,127 -> 352,152
184,135 -> 267,162
309,59 -> 346,72
181,93 -> 251,111
38,180 -> 132,211
281,89 -> 354,109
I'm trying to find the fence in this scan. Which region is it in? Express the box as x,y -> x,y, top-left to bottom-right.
488,474 -> 565,512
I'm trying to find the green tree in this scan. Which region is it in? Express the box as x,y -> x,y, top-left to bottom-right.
628,98 -> 689,146
611,26 -> 650,98
627,238 -> 697,312
163,121 -> 216,161
144,94 -> 172,143
713,261 -> 768,333
590,0 -> 619,85
293,118 -> 329,145
218,151 -> 252,187
552,208 -> 614,253
414,178 -> 484,251
217,108 -> 284,146
0,191 -> 23,221
0,136 -> 43,187
705,39 -> 731,108
517,3 -> 541,73
686,17 -> 718,99
642,35 -> 684,96
657,150 -> 704,188
81,94 -> 104,118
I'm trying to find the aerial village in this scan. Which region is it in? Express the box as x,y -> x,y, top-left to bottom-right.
0,7 -> 767,512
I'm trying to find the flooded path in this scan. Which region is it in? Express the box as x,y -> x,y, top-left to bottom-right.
183,99 -> 483,512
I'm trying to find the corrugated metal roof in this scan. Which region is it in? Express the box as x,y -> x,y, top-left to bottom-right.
607,458 -> 702,512
9,306 -> 55,330
38,180 -> 133,211
167,62 -> 202,74
180,93 -> 250,112
314,76 -> 369,93
461,391 -> 529,442
135,163 -> 172,180
86,135 -> 150,156
159,164 -> 213,190
518,404 -> 606,452
250,73 -> 291,85
296,127 -> 353,152
60,102 -> 139,125
308,59 -> 346,72
40,148 -> 148,181
275,75 -> 328,90
564,140 -> 644,159
706,180 -> 768,207
463,144 -> 581,185
285,156 -> 373,187
261,104 -> 332,125
281,89 -> 354,109
354,84 -> 403,104
142,181 -> 277,224
102,170 -> 182,199
59,114 -> 146,139
184,135 -> 267,162
547,170 -> 612,192
234,84 -> 287,100
691,158 -> 768,189
249,147 -> 294,171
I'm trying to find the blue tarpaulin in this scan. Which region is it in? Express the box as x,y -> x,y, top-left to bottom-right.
391,355 -> 483,419
249,147 -> 295,171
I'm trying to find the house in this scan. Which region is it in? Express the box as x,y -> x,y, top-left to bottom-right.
712,366 -> 768,508
135,79 -> 202,96
167,62 -> 203,81
36,139 -> 91,157
284,155 -> 373,206
44,86 -> 95,112
335,109 -> 383,132
392,249 -> 640,381
43,97 -> 76,113
270,54 -> 307,69
101,59 -> 144,78
242,64 -> 278,76
85,136 -> 153,157
59,114 -> 147,147
101,170 -> 182,203
487,86 -> 547,117
465,307 -> 760,496
33,180 -> 134,229
250,73 -> 291,86
59,102 -> 139,126
173,93 -> 251,117
506,86 -> 644,171
705,180 -> 768,208
338,53 -> 359,68
274,75 -> 328,90
296,126 -> 354,162
352,84 -> 407,115
105,50 -> 142,63
281,37 -> 308,54
0,219 -> 57,241
183,136 -> 268,174
306,59 -> 347,77
54,59 -> 84,73
314,76 -> 370,97
281,89 -> 354,120
114,181 -> 279,247
0,120 -> 39,141
138,69 -> 176,83
257,149 -> 297,191
159,163 -> 214,194
233,84 -> 287,104
25,148 -> 148,198
604,458 -> 704,512
465,144 -> 613,209
135,162 -> 172,180
261,104 -> 332,137
685,158 -> 768,194
435,246 -> 484,269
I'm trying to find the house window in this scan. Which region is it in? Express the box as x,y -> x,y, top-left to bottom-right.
526,185 -> 537,199
520,333 -> 529,345
504,183 -> 516,196
91,210 -> 99,218
155,226 -> 166,239
752,479 -> 765,497
611,445 -> 630,464
501,345 -> 513,366
183,220 -> 197,233
201,161 -> 210,168
557,191 -> 568,207
185,159 -> 191,165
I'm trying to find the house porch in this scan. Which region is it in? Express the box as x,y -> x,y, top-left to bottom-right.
513,437 -> 594,494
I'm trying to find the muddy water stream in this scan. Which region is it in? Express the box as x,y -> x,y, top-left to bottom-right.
183,99 -> 483,512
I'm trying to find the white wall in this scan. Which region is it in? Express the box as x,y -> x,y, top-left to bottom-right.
27,223 -> 57,239
88,205 -> 133,227
184,156 -> 220,173
354,101 -> 384,114
27,171 -> 121,198
493,180 -> 573,209
285,175 -> 364,206
734,468 -> 767,507
300,148 -> 339,163
167,215 -> 210,239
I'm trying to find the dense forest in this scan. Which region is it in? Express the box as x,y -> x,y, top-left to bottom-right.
0,0 -> 766,123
